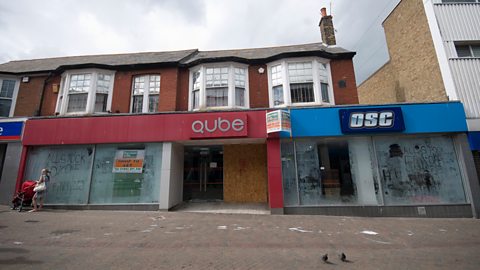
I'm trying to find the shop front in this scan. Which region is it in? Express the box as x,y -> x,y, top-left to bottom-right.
0,118 -> 26,204
17,110 -> 269,210
279,102 -> 480,218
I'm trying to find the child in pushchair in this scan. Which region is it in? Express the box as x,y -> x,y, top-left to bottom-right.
11,180 -> 37,212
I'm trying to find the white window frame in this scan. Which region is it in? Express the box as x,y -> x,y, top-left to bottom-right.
0,76 -> 20,117
56,69 -> 115,115
130,74 -> 161,113
188,62 -> 250,111
267,57 -> 334,108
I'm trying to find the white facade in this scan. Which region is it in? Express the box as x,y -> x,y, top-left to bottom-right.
425,1 -> 480,130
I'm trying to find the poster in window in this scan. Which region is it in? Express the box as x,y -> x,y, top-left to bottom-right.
113,150 -> 145,173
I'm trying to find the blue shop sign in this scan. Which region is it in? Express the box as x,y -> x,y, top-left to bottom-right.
0,121 -> 24,140
339,107 -> 405,134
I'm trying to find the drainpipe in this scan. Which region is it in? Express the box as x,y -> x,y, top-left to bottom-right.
37,72 -> 54,116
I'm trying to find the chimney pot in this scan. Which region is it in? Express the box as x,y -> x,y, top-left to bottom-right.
319,7 -> 336,46
321,7 -> 327,17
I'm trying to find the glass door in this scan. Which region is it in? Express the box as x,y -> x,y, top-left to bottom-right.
183,146 -> 223,201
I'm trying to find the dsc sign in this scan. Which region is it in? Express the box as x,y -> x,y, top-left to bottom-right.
339,107 -> 405,134
189,114 -> 248,139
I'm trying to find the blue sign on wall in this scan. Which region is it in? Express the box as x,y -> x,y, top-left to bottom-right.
339,107 -> 405,134
0,121 -> 24,140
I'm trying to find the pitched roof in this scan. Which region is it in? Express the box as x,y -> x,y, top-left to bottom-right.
0,43 -> 355,75
181,42 -> 354,65
0,49 -> 197,74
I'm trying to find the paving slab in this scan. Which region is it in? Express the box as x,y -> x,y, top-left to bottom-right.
0,205 -> 479,269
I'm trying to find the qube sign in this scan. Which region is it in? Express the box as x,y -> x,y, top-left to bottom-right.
190,114 -> 248,139
0,121 -> 23,140
339,107 -> 405,133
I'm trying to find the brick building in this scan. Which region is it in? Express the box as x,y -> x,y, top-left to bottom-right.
358,0 -> 480,187
0,8 -> 478,217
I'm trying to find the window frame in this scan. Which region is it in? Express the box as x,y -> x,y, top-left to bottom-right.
129,74 -> 161,113
56,69 -> 115,115
188,62 -> 250,111
267,57 -> 334,108
455,44 -> 480,58
0,76 -> 20,117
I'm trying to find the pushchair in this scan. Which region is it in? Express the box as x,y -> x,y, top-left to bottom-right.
11,180 -> 37,212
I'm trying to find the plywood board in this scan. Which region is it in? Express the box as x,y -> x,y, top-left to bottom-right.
223,144 -> 268,203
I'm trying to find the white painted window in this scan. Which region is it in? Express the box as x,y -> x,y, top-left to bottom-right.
267,58 -> 334,107
0,78 -> 20,117
131,75 -> 161,113
56,69 -> 115,115
188,63 -> 249,110
271,64 -> 284,106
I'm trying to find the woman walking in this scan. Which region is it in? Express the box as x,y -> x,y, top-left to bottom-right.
29,168 -> 50,212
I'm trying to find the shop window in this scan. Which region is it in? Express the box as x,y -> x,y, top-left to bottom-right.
89,143 -> 162,204
281,138 -> 379,206
0,78 -> 19,117
281,141 -> 298,205
189,64 -> 249,110
268,58 -> 333,107
56,69 -> 115,115
374,136 -> 466,205
23,145 -> 94,204
22,143 -> 162,205
131,75 -> 161,113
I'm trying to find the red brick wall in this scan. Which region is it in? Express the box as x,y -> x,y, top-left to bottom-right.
112,67 -> 180,113
34,59 -> 358,116
40,75 -> 61,116
330,59 -> 359,105
248,65 -> 269,108
14,76 -> 46,117
176,68 -> 190,111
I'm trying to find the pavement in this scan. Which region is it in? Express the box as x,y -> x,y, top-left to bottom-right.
1,205 -> 480,270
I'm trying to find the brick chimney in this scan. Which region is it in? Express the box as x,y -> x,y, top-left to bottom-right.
319,7 -> 336,46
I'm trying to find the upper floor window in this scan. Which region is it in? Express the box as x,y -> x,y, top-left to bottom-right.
131,75 -> 161,113
0,78 -> 19,117
268,58 -> 333,107
189,63 -> 249,110
456,44 -> 480,58
56,69 -> 115,115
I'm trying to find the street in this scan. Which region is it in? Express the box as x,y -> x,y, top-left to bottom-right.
1,205 -> 480,269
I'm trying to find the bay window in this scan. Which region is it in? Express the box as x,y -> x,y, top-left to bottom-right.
0,78 -> 19,117
189,63 -> 249,110
56,69 -> 115,115
131,75 -> 160,113
268,58 -> 333,107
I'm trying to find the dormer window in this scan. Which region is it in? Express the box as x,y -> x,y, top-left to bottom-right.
56,69 -> 115,115
189,63 -> 249,110
268,58 -> 333,107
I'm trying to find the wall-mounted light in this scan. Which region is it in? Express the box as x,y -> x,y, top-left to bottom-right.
52,84 -> 59,93
22,76 -> 29,83
258,67 -> 265,74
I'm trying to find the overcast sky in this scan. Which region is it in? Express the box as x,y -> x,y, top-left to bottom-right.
0,0 -> 400,84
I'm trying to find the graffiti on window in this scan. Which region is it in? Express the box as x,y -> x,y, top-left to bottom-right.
375,136 -> 466,205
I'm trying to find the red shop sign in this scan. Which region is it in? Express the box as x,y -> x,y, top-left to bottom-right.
189,114 -> 248,139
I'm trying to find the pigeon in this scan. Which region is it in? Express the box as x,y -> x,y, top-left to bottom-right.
322,254 -> 328,263
340,253 -> 347,262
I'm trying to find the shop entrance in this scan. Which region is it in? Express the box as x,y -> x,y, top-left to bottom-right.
183,146 -> 223,201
